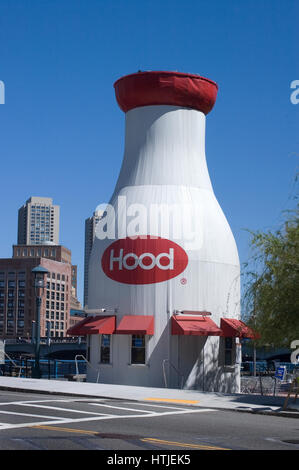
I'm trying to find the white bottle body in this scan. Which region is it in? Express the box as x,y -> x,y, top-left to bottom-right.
88,106 -> 240,391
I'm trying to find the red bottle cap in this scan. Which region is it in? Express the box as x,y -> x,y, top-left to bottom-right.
114,71 -> 218,115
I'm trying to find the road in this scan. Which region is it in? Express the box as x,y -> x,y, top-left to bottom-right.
0,390 -> 298,452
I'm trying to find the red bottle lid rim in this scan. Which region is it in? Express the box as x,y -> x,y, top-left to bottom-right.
114,71 -> 218,115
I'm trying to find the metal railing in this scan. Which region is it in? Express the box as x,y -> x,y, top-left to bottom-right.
162,359 -> 185,389
2,351 -> 23,377
4,337 -> 86,345
75,355 -> 100,383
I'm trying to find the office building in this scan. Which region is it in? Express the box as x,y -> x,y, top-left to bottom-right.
0,257 -> 71,340
83,210 -> 103,307
18,197 -> 60,245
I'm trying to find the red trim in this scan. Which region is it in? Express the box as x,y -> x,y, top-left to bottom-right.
115,315 -> 154,335
171,315 -> 222,336
66,315 -> 116,336
220,318 -> 260,339
114,71 -> 218,115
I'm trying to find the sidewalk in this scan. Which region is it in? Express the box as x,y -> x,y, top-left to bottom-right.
0,376 -> 298,417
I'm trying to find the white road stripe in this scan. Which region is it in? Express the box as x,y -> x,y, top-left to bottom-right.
88,403 -> 154,413
0,410 -> 65,420
0,398 -> 106,406
16,403 -> 107,416
118,401 -> 192,411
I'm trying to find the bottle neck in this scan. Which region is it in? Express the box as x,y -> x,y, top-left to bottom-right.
114,105 -> 213,191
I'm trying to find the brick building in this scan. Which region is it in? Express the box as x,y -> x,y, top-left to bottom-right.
0,255 -> 72,340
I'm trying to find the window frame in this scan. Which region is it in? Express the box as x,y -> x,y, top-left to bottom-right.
99,334 -> 112,365
130,334 -> 147,365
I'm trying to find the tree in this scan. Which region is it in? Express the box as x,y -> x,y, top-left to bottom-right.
243,186 -> 299,348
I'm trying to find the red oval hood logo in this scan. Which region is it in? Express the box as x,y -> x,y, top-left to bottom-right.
101,236 -> 188,284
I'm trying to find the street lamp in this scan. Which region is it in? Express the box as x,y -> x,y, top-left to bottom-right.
31,265 -> 49,379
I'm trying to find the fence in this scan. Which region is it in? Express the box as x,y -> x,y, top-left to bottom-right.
0,358 -> 87,380
240,362 -> 299,396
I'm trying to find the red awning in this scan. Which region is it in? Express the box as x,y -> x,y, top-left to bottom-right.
220,318 -> 260,339
66,315 -> 116,336
115,315 -> 154,335
171,315 -> 223,336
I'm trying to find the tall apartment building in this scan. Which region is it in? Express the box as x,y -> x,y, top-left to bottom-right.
84,210 -> 103,307
18,197 -> 60,245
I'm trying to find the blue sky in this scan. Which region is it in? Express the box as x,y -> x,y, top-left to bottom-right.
0,0 -> 298,304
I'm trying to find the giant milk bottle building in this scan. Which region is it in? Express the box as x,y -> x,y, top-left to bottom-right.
69,71 -> 256,392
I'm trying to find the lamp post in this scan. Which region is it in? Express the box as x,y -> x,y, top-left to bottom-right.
31,265 -> 49,379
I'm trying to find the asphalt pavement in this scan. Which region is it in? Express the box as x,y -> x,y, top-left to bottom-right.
0,376 -> 298,418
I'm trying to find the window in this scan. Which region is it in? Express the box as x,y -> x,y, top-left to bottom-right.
8,281 -> 15,288
224,337 -> 235,366
0,281 -> 4,288
18,280 -> 25,288
18,309 -> 24,318
100,335 -> 111,364
131,335 -> 146,365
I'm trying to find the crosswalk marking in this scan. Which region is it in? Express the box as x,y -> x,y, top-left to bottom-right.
0,398 -> 216,431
